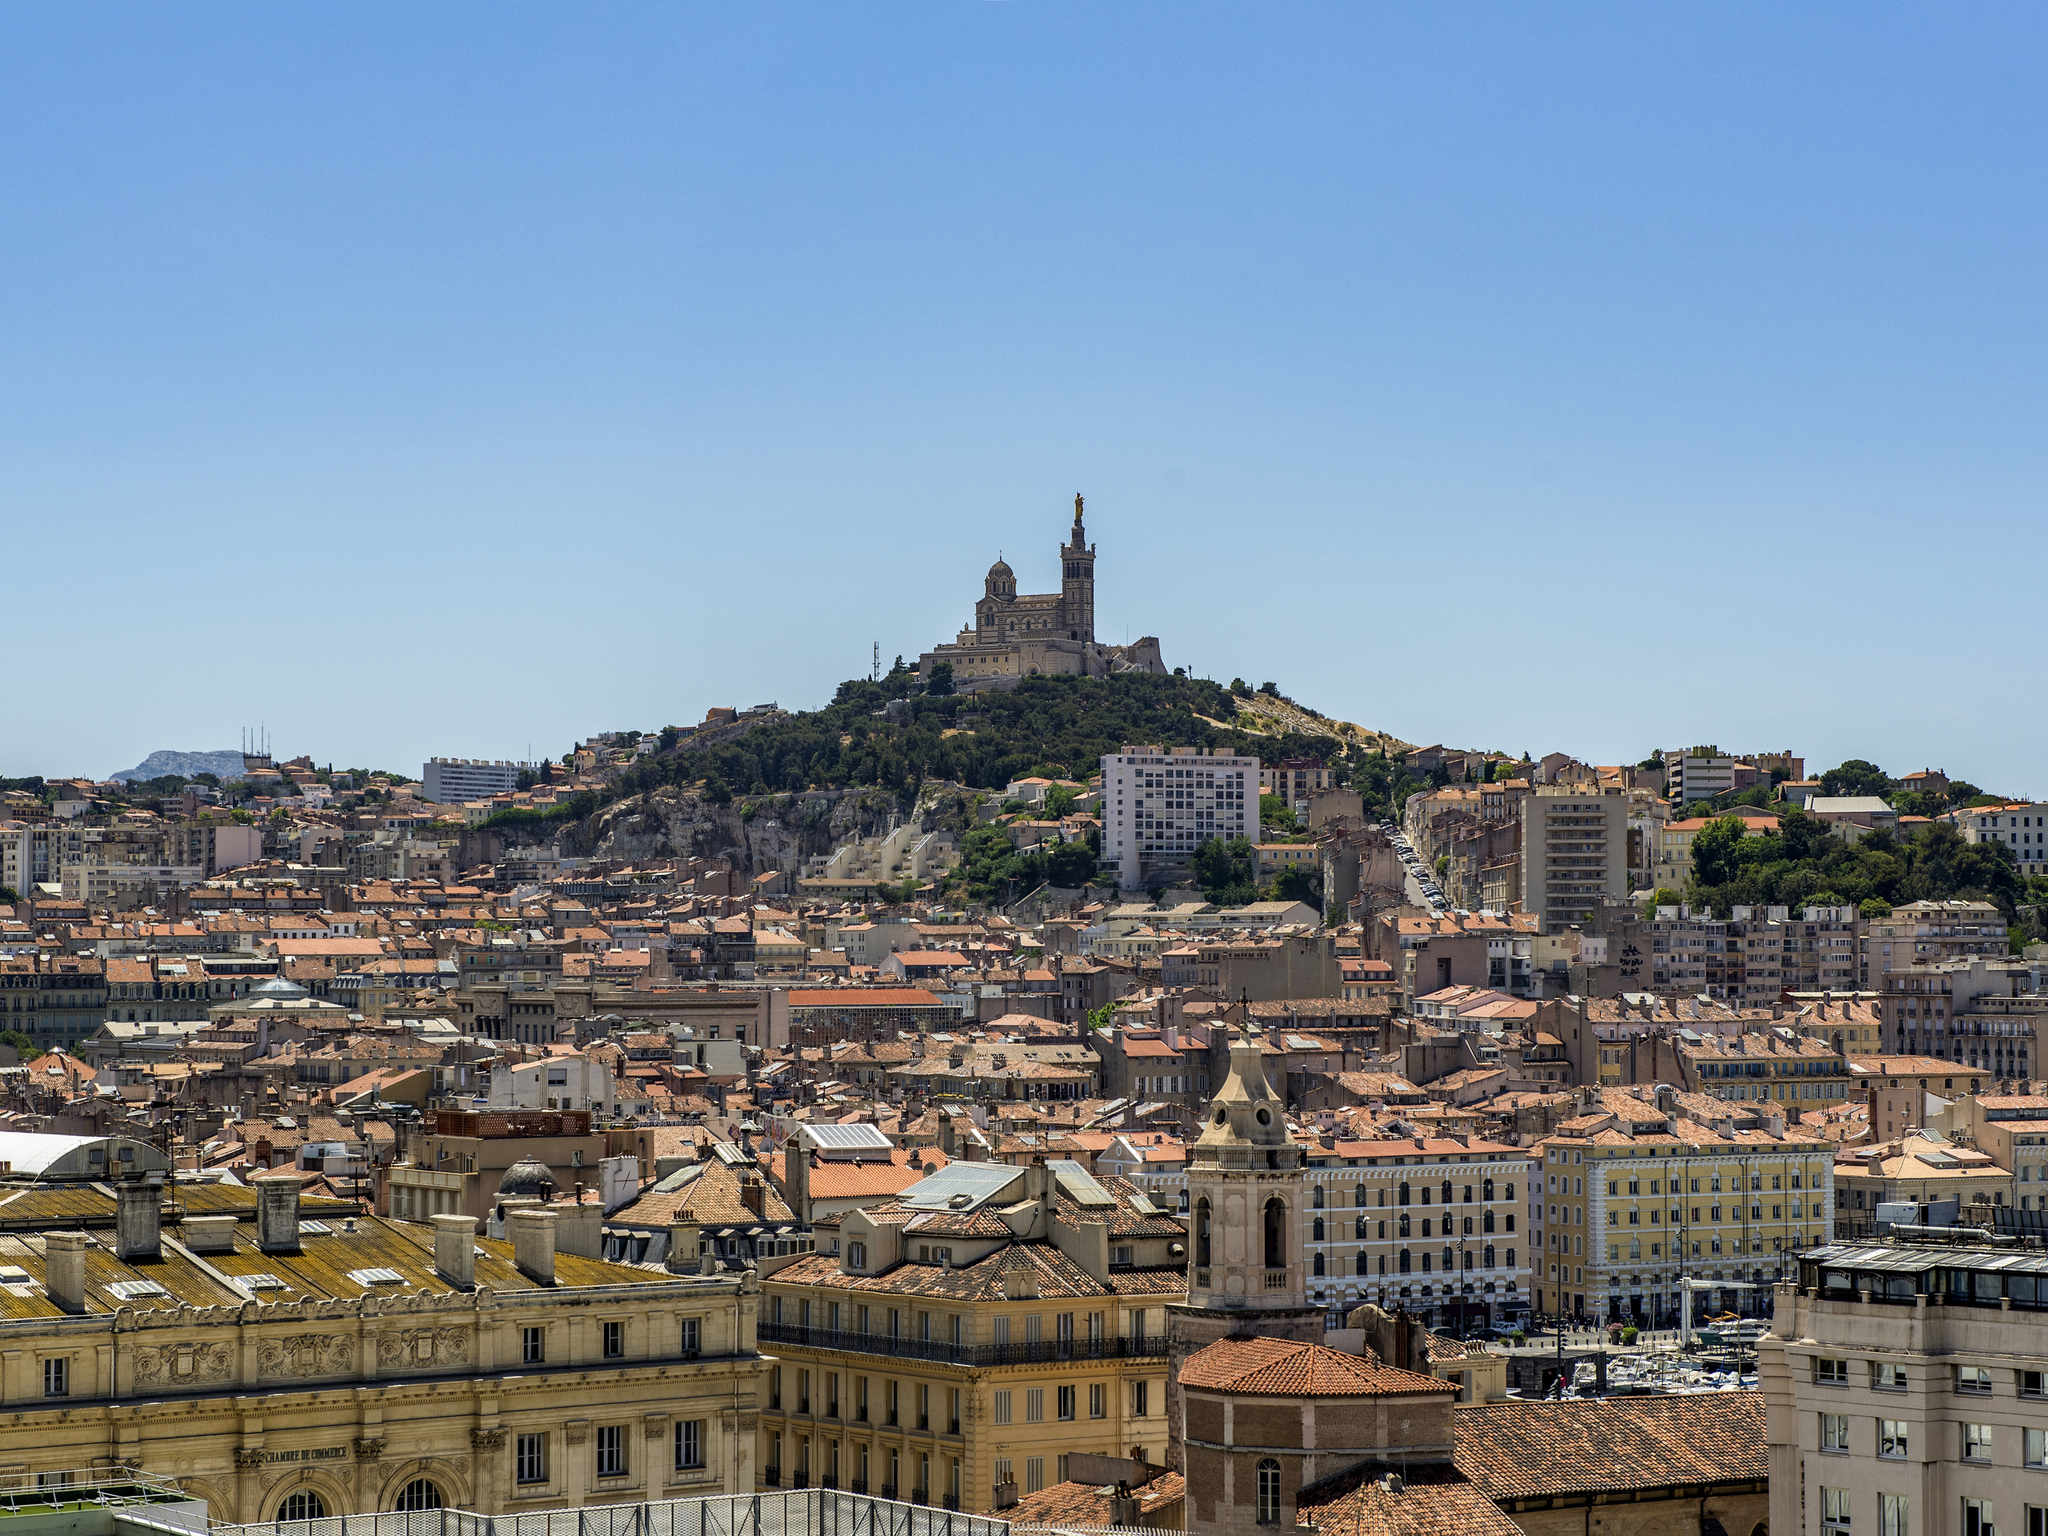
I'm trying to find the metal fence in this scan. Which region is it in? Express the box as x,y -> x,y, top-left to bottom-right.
214,1489 -> 1012,1536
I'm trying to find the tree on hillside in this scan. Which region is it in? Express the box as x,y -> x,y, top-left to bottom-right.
1192,836 -> 1258,906
925,662 -> 955,697
1820,759 -> 1890,798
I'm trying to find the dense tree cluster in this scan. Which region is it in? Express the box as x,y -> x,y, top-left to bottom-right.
513,673 -> 1334,826
1688,808 -> 2026,919
952,824 -> 1099,904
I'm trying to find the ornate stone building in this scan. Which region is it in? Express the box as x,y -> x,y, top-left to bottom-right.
1164,1024 -> 1323,1469
0,1157 -> 760,1522
918,495 -> 1165,688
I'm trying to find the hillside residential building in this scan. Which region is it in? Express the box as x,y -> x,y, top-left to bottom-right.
1519,784 -> 1628,931
421,758 -> 530,804
1763,1240 -> 2048,1536
1853,1056 -> 1994,1143
1881,957 -> 2048,1079
1101,747 -> 1259,892
1948,801 -> 2048,875
1861,898 -> 2008,987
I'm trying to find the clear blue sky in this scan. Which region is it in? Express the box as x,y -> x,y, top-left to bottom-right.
6,7 -> 2046,788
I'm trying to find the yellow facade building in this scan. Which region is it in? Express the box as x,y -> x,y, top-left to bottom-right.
756,1160 -> 1185,1512
0,1136 -> 761,1523
1531,1092 -> 1834,1326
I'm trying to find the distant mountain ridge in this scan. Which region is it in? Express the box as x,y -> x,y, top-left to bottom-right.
109,749 -> 247,783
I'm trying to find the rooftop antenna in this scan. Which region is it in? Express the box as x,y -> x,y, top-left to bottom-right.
871,642 -> 881,683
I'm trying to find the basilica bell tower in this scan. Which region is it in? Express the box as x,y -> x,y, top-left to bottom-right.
1060,492 -> 1095,643
1163,1023 -> 1325,1469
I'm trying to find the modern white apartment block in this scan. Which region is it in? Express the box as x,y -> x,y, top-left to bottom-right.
1101,746 -> 1258,891
1950,803 -> 2048,877
421,757 -> 531,804
1764,1240 -> 2048,1536
1519,783 -> 1628,931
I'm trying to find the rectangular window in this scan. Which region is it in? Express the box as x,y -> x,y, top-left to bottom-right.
1958,1365 -> 1994,1394
1814,1357 -> 1849,1386
596,1425 -> 627,1479
1821,1486 -> 1851,1534
2024,1371 -> 2048,1398
1873,1362 -> 1909,1391
523,1326 -> 545,1365
1058,1386 -> 1076,1421
1878,1493 -> 1907,1536
1821,1413 -> 1849,1452
1089,1383 -> 1106,1419
1879,1419 -> 1909,1459
2029,1427 -> 2048,1469
994,1390 -> 1013,1426
680,1318 -> 700,1356
1133,1381 -> 1149,1417
1963,1498 -> 1994,1536
516,1433 -> 547,1485
41,1359 -> 67,1398
1025,1457 -> 1045,1495
603,1321 -> 625,1359
675,1419 -> 705,1472
995,1459 -> 1013,1498
1964,1422 -> 1994,1462
1025,1388 -> 1044,1423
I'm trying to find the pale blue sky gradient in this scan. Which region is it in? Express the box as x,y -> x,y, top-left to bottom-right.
5,7 -> 2046,786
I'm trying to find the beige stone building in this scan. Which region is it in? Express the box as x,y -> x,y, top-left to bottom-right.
0,1148 -> 760,1523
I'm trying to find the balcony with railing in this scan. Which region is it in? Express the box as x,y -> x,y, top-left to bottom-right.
758,1322 -> 1167,1367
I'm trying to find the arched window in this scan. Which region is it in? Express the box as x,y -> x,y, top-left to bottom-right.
1311,1217 -> 1324,1243
1398,1213 -> 1410,1238
1263,1198 -> 1286,1271
394,1480 -> 444,1513
1354,1216 -> 1368,1242
1356,1185 -> 1368,1207
1484,1244 -> 1496,1269
1398,1248 -> 1411,1274
1483,1210 -> 1495,1234
1463,1185 -> 1473,1203
1441,1181 -> 1453,1206
1398,1182 -> 1411,1207
1312,1253 -> 1325,1276
1311,1186 -> 1324,1209
1483,1178 -> 1496,1202
278,1492 -> 327,1523
1195,1199 -> 1212,1268
1178,1189 -> 1189,1213
1255,1459 -> 1281,1526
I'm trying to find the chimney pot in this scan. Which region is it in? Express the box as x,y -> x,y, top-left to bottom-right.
182,1214 -> 239,1255
115,1179 -> 163,1263
255,1174 -> 301,1253
508,1206 -> 557,1285
433,1213 -> 478,1289
45,1231 -> 88,1314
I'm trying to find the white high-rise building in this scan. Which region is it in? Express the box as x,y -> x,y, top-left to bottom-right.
421,758 -> 531,804
1101,746 -> 1258,891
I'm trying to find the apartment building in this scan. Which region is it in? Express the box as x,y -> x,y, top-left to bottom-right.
1662,748 -> 1743,805
1855,1056 -> 1994,1143
1258,758 -> 1337,810
1101,747 -> 1259,892
1646,903 -> 1862,1003
1945,1094 -> 2048,1213
1764,1240 -> 2048,1536
1519,784 -> 1627,931
1298,1133 -> 1531,1328
1948,801 -> 2048,876
1882,957 -> 2048,1079
756,1159 -> 1183,1511
1862,899 -> 2008,988
1532,1089 -> 1835,1325
0,955 -> 110,1046
1640,1028 -> 1855,1116
421,758 -> 531,804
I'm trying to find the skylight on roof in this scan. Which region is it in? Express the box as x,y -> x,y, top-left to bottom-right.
349,1267 -> 404,1286
298,1220 -> 331,1235
106,1279 -> 169,1300
239,1273 -> 288,1292
0,1266 -> 32,1286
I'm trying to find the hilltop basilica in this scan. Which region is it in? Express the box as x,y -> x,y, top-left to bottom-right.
917,493 -> 1166,689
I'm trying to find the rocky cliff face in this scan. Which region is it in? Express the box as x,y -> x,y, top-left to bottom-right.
528,781 -> 977,877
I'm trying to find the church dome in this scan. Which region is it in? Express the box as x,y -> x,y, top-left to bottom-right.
986,558 -> 1014,582
497,1156 -> 558,1201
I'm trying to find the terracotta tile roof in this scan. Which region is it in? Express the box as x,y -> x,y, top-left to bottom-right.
1298,1465 -> 1520,1536
1007,1472 -> 1184,1526
1453,1392 -> 1765,1501
1179,1336 -> 1454,1399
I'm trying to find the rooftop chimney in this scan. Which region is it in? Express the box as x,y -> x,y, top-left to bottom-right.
45,1232 -> 87,1314
433,1213 -> 477,1290
255,1174 -> 301,1253
115,1178 -> 162,1263
182,1214 -> 239,1254
508,1205 -> 557,1286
